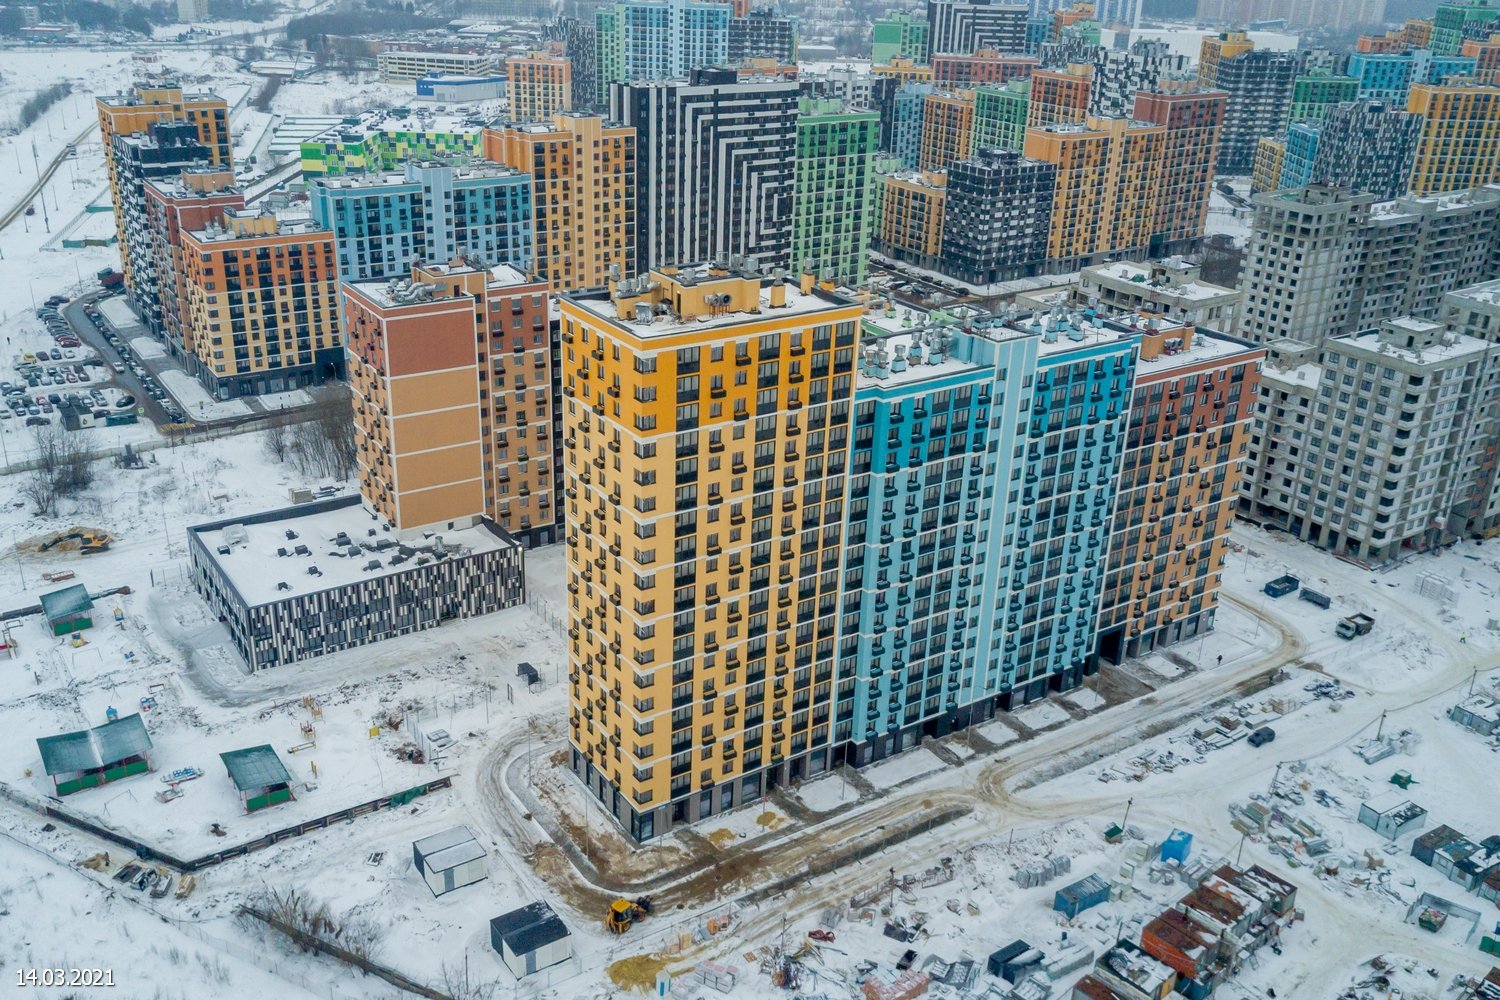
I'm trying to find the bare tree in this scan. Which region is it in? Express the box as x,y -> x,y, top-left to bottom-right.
440,960 -> 498,1000
20,423 -> 95,517
262,418 -> 291,464
290,387 -> 358,482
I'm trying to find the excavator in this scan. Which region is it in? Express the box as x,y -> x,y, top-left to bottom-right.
604,896 -> 653,934
39,531 -> 112,554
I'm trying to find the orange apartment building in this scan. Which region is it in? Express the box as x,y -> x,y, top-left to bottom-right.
507,48 -> 574,122
1462,34 -> 1500,85
872,55 -> 934,86
343,259 -> 557,544
932,50 -> 1039,88
1135,86 -> 1228,254
919,90 -> 976,170
482,113 -> 636,293
1197,32 -> 1255,87
1024,116 -> 1166,270
1052,2 -> 1095,39
179,208 -> 344,398
877,170 -> 947,268
141,168 -> 245,361
1027,66 -> 1092,128
1406,82 -> 1500,195
1096,317 -> 1264,663
558,263 -> 863,840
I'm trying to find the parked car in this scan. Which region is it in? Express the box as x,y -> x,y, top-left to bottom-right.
1248,727 -> 1276,747
25,415 -> 49,426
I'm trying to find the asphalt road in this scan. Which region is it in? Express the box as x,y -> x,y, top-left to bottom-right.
61,293 -> 178,429
0,122 -> 98,235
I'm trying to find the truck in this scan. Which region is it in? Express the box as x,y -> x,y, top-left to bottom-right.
1263,575 -> 1300,598
96,268 -> 124,290
1336,613 -> 1375,640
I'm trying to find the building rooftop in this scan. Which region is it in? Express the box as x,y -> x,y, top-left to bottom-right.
1364,792 -> 1427,822
1445,278 -> 1500,308
37,714 -> 151,776
308,160 -> 525,190
1336,321 -> 1492,366
189,498 -> 514,607
306,108 -> 490,144
1084,259 -> 1239,303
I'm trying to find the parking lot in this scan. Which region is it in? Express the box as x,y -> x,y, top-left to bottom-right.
67,296 -> 188,425
1,296 -> 143,432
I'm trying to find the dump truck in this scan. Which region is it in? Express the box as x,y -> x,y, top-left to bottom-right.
1263,575 -> 1300,598
604,896 -> 653,934
1336,613 -> 1375,640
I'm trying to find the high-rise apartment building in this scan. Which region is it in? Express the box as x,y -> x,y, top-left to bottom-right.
1280,124 -> 1320,189
939,148 -> 1055,283
612,72 -> 797,273
1041,36 -> 1191,118
1198,33 -> 1301,175
483,113 -> 638,293
111,123 -> 214,331
560,264 -> 863,840
877,170 -> 949,268
141,168 -> 245,360
1433,0 -> 1499,55
872,55 -> 937,87
728,9 -> 798,64
1024,116 -> 1165,271
1027,66 -> 1091,127
1096,320 -> 1262,663
933,50 -> 1039,87
344,260 -> 556,544
508,49 -> 574,122
1307,99 -> 1420,200
179,209 -> 343,398
595,0 -> 732,101
1358,187 -> 1500,325
1236,185 -> 1374,346
926,0 -> 1028,59
1250,137 -> 1285,194
920,90 -> 977,170
1461,33 -> 1500,84
873,11 -> 930,64
1289,72 -> 1360,123
544,15 -> 600,110
1347,48 -> 1477,105
790,100 -> 879,287
308,161 -> 534,282
97,84 -> 229,309
1135,86 -> 1227,256
1406,82 -> 1500,195
972,80 -> 1031,152
891,82 -> 937,168
1241,316 -> 1500,562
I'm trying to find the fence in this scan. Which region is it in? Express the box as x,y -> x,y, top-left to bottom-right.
240,906 -> 450,1000
0,774 -> 455,872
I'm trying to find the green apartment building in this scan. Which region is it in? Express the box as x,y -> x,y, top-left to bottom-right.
1289,74 -> 1360,124
791,99 -> 880,287
1432,1 -> 1498,55
972,81 -> 1030,153
299,111 -> 485,176
873,12 -> 929,65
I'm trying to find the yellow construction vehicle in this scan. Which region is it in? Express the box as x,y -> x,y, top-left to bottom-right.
605,896 -> 654,934
40,530 -> 113,554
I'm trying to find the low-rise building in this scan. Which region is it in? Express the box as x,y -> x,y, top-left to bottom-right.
378,49 -> 495,84
1080,259 -> 1240,329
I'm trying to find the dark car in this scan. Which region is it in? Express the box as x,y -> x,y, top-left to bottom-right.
25,415 -> 48,426
1248,727 -> 1276,747
45,295 -> 67,307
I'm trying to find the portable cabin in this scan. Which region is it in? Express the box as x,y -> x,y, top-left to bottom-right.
412,826 -> 487,896
490,901 -> 571,978
1055,874 -> 1112,919
1357,794 -> 1427,841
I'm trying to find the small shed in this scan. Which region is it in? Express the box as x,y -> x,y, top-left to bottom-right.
1054,873 -> 1112,919
1449,697 -> 1500,737
490,901 -> 571,979
988,939 -> 1030,978
219,744 -> 294,812
1161,829 -> 1193,864
412,826 -> 487,897
1412,824 -> 1465,866
40,584 -> 94,636
36,713 -> 153,795
517,661 -> 540,687
1357,794 -> 1427,841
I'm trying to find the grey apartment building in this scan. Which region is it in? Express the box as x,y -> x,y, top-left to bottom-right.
939,149 -> 1055,284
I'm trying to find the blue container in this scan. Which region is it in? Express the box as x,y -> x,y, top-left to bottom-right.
1162,829 -> 1193,864
1053,874 -> 1111,919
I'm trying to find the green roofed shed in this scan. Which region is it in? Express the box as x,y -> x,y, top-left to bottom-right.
40,584 -> 94,636
36,713 -> 153,795
219,744 -> 295,812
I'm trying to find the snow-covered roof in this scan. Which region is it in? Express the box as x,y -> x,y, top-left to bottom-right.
37,714 -> 151,775
190,502 -> 512,607
414,826 -> 486,871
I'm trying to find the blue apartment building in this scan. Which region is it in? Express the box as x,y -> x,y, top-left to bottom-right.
308,160 -> 533,281
1281,123 -> 1320,189
836,304 -> 1137,766
1348,49 -> 1478,104
892,83 -> 936,170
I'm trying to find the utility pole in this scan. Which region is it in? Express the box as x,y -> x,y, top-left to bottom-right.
1270,760 -> 1284,796
1375,709 -> 1387,741
1471,667 -> 1480,697
1120,796 -> 1134,833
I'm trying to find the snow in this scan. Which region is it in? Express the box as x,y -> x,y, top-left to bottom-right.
1014,698 -> 1071,730
97,296 -> 143,333
793,770 -> 860,813
158,368 -> 250,417
129,336 -> 166,360
864,745 -> 946,789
